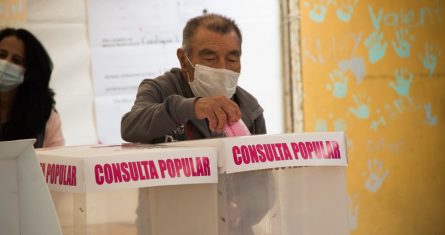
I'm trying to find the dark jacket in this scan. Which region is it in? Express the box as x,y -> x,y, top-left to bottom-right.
121,68 -> 266,143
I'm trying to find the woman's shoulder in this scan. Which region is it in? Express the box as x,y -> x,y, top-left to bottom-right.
43,109 -> 64,148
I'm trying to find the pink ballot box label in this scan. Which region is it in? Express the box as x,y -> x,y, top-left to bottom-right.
221,132 -> 348,173
36,145 -> 218,193
224,120 -> 251,137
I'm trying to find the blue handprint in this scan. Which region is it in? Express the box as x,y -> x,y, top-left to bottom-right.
335,0 -> 359,22
326,69 -> 348,98
391,28 -> 414,58
349,94 -> 370,119
419,44 -> 441,78
389,68 -> 413,102
364,30 -> 388,64
424,103 -> 437,126
304,0 -> 331,23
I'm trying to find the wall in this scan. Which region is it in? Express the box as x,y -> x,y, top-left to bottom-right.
296,0 -> 445,234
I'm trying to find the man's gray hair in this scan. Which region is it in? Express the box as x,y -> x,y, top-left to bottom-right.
182,13 -> 242,55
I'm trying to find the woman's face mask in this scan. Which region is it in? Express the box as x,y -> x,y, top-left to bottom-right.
185,56 -> 240,98
0,60 -> 25,92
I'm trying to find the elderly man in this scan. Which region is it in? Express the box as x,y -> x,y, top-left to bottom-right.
121,13 -> 266,143
124,14 -> 273,235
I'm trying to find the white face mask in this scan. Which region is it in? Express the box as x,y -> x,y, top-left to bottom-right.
0,60 -> 25,92
185,56 -> 240,98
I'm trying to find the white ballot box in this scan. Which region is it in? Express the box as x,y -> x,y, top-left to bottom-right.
35,144 -> 218,235
168,132 -> 350,235
0,139 -> 62,235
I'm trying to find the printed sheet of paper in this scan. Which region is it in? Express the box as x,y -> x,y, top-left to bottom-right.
88,0 -> 211,144
88,0 -> 282,143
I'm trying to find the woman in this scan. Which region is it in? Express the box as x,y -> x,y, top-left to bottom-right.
0,28 -> 64,148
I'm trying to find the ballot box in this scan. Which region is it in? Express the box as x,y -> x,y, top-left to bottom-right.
168,132 -> 350,235
0,139 -> 62,235
35,144 -> 218,235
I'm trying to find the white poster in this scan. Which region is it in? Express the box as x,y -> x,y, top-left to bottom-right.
88,0 -> 282,144
88,0 -> 212,144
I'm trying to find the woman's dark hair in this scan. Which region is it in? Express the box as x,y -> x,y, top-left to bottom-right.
0,28 -> 55,142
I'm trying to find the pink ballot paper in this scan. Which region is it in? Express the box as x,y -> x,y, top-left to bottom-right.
223,119 -> 251,137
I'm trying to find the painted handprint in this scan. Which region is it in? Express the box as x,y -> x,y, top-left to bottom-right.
302,38 -> 324,63
389,68 -> 413,102
338,57 -> 366,84
315,119 -> 328,131
384,103 -> 396,118
364,158 -> 389,193
391,28 -> 414,58
424,103 -> 438,126
364,30 -> 388,64
326,69 -> 348,98
348,194 -> 359,230
370,115 -> 386,130
304,0 -> 331,23
349,94 -> 371,119
334,119 -> 347,131
393,98 -> 405,113
419,43 -> 441,78
335,0 -> 359,22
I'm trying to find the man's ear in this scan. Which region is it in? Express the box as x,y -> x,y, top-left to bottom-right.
177,48 -> 193,82
177,48 -> 188,71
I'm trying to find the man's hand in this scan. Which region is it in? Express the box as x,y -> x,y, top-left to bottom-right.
194,96 -> 241,132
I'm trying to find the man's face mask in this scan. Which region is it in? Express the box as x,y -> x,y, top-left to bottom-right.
185,56 -> 240,98
0,60 -> 25,92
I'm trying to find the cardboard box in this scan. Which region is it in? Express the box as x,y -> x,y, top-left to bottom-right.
36,144 -> 218,235
167,132 -> 350,235
0,139 -> 62,235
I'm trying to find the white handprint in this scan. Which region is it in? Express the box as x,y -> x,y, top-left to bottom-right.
364,158 -> 389,193
348,194 -> 359,230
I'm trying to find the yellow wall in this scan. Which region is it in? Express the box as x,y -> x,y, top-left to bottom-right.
0,0 -> 26,26
298,0 -> 444,234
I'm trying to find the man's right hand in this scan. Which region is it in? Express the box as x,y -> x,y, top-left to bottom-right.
194,96 -> 241,132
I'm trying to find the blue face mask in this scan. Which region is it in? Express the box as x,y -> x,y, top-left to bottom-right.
0,60 -> 25,92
